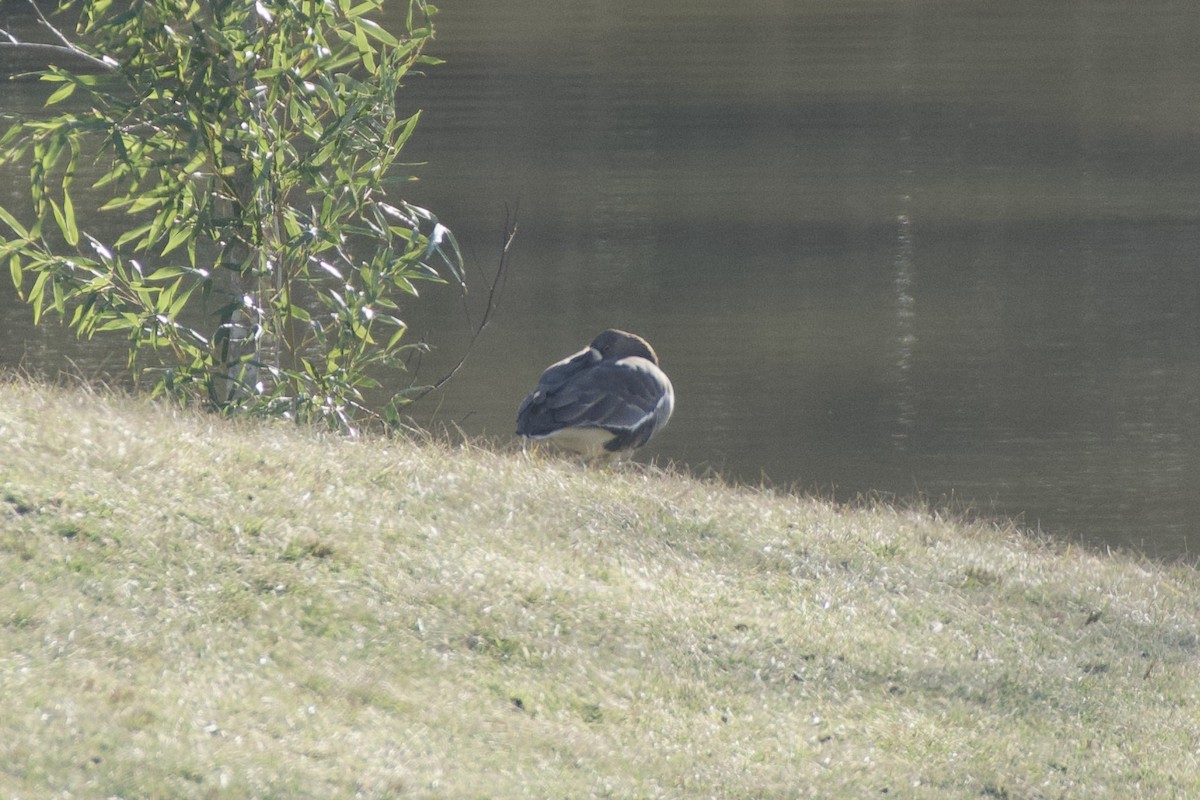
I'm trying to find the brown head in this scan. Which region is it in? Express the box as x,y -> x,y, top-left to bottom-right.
590,329 -> 660,365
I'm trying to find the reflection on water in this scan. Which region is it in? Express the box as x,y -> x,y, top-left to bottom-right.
3,1 -> 1200,557
890,211 -> 917,447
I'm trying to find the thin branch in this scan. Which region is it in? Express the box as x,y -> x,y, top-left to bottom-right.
406,204 -> 517,402
0,41 -> 114,72
0,0 -> 118,72
27,0 -> 74,49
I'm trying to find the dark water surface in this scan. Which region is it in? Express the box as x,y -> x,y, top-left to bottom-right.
3,1 -> 1200,557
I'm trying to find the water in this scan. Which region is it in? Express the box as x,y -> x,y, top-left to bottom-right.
3,1 -> 1200,557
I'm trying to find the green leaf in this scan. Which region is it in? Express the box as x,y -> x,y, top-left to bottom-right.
345,1 -> 378,18
94,315 -> 137,333
128,195 -> 166,214
156,276 -> 180,314
357,18 -> 398,47
51,276 -> 65,315
61,190 -> 79,246
353,23 -> 377,73
49,198 -> 79,247
168,283 -> 195,319
145,208 -> 171,251
0,206 -> 29,239
9,253 -> 21,292
114,222 -> 153,249
45,81 -> 77,107
146,266 -> 186,281
394,110 -> 422,150
63,137 -> 80,191
28,269 -> 51,324
160,224 -> 192,257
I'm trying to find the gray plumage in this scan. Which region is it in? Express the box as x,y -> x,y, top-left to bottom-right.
516,329 -> 675,458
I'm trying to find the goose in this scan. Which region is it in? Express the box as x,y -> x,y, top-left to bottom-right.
516,329 -> 674,460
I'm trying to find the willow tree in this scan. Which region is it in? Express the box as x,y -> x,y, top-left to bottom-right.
0,0 -> 463,430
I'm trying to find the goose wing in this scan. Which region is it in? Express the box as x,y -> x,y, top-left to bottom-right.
517,356 -> 672,446
516,346 -> 595,429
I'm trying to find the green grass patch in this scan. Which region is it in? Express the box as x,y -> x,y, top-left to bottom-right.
1,378 -> 1198,797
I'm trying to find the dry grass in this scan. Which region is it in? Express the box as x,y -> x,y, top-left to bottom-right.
1,378 -> 1198,798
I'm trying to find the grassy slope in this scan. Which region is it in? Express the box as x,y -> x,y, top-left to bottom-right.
1,379 -> 1198,798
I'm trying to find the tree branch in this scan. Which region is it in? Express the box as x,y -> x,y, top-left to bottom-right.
27,0 -> 74,49
0,1 -> 117,73
0,41 -> 115,72
406,205 -> 517,402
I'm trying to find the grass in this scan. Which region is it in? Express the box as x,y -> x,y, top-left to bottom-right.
1,378 -> 1198,798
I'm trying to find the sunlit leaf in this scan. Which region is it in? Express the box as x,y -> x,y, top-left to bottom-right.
61,190 -> 79,245
0,206 -> 29,239
128,195 -> 166,214
9,253 -> 21,292
386,326 -> 407,349
48,198 -> 78,246
353,23 -> 376,73
160,225 -> 192,257
345,1 -> 378,18
318,260 -> 344,279
45,80 -> 77,106
114,223 -> 153,249
94,315 -> 138,333
85,234 -> 114,262
146,266 -> 186,281
169,284 -> 195,319
28,270 -> 51,324
357,18 -> 398,47
51,276 -> 66,315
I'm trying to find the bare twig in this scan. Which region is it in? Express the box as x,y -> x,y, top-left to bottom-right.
0,1 -> 117,72
27,0 -> 74,49
0,41 -> 113,72
406,205 -> 517,402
